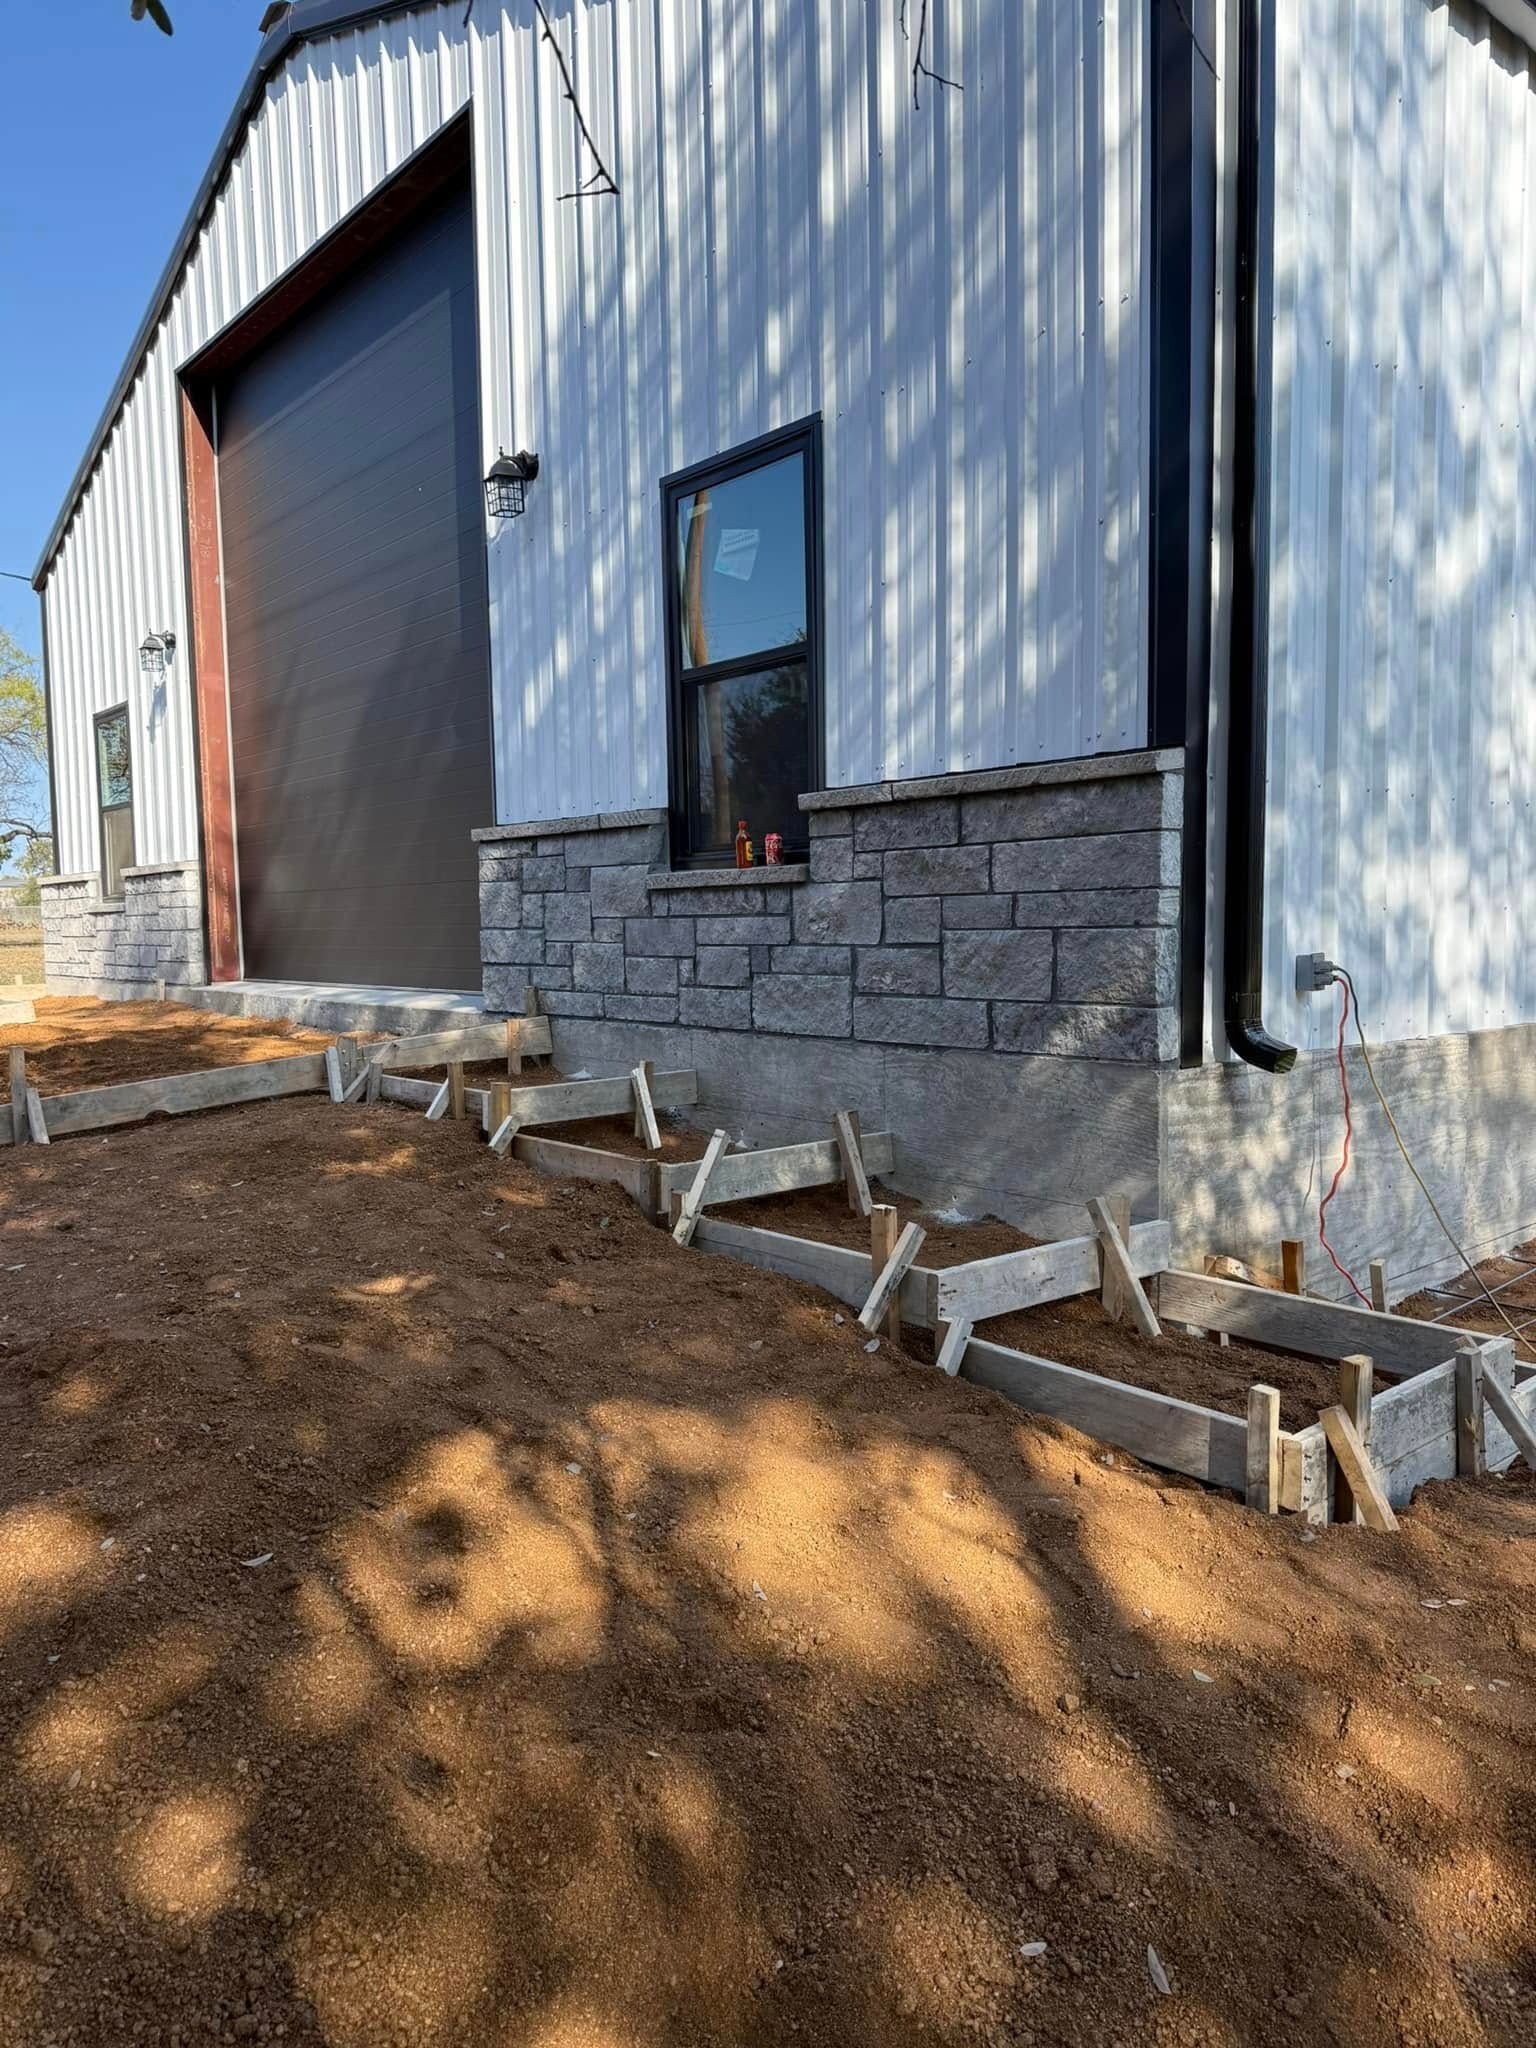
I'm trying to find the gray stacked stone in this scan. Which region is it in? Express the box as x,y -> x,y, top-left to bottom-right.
474,752 -> 1182,1061
38,861 -> 207,993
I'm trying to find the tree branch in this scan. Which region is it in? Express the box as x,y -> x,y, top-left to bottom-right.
903,0 -> 963,112
532,1 -> 619,201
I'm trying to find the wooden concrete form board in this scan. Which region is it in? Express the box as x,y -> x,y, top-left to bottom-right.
931,1221 -> 1172,1323
1157,1270 -> 1478,1379
10,1053 -> 329,1142
655,1132 -> 897,1213
688,1215 -> 936,1323
1280,1342 -> 1533,1514
961,1337 -> 1249,1494
377,1019 -> 551,1071
510,1132 -> 658,1215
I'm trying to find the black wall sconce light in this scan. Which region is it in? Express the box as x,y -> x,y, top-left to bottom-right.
485,449 -> 540,521
139,629 -> 177,676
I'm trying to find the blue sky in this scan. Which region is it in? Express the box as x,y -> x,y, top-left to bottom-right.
0,2 -> 260,667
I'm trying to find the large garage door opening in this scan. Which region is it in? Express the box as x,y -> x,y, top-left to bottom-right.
214,167 -> 491,991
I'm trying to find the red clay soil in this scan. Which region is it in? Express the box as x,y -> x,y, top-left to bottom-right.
735,1185 -> 1344,1433
1396,1243 -> 1536,1367
0,998 -> 331,1096
0,1100 -> 1532,2047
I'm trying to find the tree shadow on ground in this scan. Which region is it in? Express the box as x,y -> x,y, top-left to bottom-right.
0,1098 -> 1532,2046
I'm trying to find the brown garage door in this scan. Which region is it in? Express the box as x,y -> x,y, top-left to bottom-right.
216,179 -> 491,989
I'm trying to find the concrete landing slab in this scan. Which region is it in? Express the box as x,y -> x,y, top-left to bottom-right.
176,980 -> 485,1037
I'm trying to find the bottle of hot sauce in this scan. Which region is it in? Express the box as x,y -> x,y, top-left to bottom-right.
734,819 -> 750,869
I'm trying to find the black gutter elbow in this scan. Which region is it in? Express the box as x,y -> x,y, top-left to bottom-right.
1221,0 -> 1296,1077
1225,998 -> 1298,1075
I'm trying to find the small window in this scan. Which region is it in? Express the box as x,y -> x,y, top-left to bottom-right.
95,707 -> 134,900
662,419 -> 822,864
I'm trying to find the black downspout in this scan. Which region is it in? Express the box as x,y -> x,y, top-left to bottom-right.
1147,0 -> 1218,1067
1223,0 -> 1296,1074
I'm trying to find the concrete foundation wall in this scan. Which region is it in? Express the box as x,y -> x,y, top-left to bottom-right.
38,862 -> 206,994
1161,1025 -> 1536,1303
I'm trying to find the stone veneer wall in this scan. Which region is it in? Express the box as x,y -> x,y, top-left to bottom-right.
38,861 -> 207,993
475,750 -> 1182,1060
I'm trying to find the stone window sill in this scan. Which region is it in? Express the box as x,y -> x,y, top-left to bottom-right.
646,864 -> 809,894
86,899 -> 126,917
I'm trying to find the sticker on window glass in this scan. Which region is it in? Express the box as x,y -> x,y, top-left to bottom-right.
714,528 -> 760,581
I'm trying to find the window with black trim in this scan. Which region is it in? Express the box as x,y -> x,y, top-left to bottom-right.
662,418 -> 822,865
94,706 -> 134,901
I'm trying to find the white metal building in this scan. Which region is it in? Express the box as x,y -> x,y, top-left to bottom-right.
30,0 -> 1536,1290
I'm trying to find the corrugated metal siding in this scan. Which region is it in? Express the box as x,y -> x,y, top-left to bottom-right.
42,0 -> 1148,875
1261,0 -> 1536,1047
43,10 -> 474,876
474,0 -> 1149,819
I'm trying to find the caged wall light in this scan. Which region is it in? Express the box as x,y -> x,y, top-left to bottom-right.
484,449 -> 540,521
139,630 -> 177,676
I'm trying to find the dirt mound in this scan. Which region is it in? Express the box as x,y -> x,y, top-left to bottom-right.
0,1098 -> 1531,2045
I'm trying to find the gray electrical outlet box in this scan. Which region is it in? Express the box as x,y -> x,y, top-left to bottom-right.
1295,952 -> 1335,996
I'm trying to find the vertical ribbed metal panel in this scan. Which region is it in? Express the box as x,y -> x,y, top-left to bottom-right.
1261,0 -> 1536,1048
474,0 -> 1150,822
42,0 -> 1148,875
40,7 -> 473,876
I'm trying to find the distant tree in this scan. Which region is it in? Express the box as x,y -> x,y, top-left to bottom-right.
0,628 -> 49,874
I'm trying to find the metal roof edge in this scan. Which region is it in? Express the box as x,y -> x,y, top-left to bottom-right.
1483,0 -> 1536,58
31,0 -> 446,591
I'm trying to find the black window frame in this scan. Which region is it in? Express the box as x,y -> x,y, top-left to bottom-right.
660,415 -> 824,868
93,703 -> 135,902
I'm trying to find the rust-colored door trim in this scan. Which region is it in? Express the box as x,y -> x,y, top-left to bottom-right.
179,383 -> 241,982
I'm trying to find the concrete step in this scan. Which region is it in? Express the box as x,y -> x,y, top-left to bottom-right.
175,980 -> 485,1037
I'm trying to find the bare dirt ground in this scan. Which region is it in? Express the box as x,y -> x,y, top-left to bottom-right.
0,928 -> 43,988
1398,1247 -> 1536,1368
0,998 -> 331,1096
0,1095 -> 1532,2047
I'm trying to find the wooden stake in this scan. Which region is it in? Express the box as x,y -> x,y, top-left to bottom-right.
1333,1354 -> 1374,1524
506,1016 -> 522,1079
1319,1405 -> 1399,1532
365,1052 -> 383,1104
424,1077 -> 452,1121
1368,1260 -> 1388,1313
671,1129 -> 730,1246
832,1109 -> 873,1218
1087,1197 -> 1161,1339
1455,1339 -> 1486,1479
448,1061 -> 466,1121
490,1082 -> 512,1138
858,1220 -> 927,1337
340,1064 -> 370,1104
324,1047 -> 345,1104
1245,1384 -> 1281,1514
1483,1375 -> 1536,1472
630,1061 -> 661,1150
9,1046 -> 26,1146
1281,1239 -> 1305,1296
489,1112 -> 522,1157
935,1315 -> 973,1378
25,1086 -> 49,1146
868,1205 -> 902,1345
1101,1193 -> 1133,1319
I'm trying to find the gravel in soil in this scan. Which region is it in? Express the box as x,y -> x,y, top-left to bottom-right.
0,998 -> 331,1096
0,1100 -> 1532,2047
733,1184 -> 1345,1433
